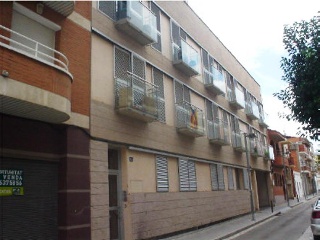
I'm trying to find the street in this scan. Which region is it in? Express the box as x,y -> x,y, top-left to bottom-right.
228,200 -> 314,240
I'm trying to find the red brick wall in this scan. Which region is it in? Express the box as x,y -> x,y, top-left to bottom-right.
0,1 -> 91,116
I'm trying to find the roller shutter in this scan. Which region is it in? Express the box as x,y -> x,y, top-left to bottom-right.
0,158 -> 58,240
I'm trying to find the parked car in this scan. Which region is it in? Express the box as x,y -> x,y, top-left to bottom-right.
311,198 -> 320,240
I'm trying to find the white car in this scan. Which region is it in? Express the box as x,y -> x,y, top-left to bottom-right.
311,198 -> 320,240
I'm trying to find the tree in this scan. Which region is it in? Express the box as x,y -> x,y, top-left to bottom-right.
274,14 -> 320,139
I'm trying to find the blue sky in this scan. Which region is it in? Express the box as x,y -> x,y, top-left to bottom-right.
187,0 -> 320,142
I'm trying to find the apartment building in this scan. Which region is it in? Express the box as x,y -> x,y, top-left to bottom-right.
0,2 -> 91,239
91,1 -> 271,239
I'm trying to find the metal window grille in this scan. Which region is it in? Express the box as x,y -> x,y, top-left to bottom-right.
153,68 -> 166,123
174,81 -> 183,103
98,1 -> 117,20
171,21 -> 180,46
179,159 -> 197,191
202,49 -> 209,69
217,164 -> 225,190
206,100 -> 213,121
150,2 -> 162,52
243,168 -> 249,190
115,47 -> 131,80
156,155 -> 169,192
210,164 -> 219,191
228,167 -> 234,190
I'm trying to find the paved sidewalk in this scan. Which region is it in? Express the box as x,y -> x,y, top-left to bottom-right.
160,195 -> 318,240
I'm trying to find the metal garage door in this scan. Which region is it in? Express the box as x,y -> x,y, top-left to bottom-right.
0,158 -> 58,240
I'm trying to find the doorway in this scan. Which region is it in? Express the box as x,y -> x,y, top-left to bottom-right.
108,149 -> 122,240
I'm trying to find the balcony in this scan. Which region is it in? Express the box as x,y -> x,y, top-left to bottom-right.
227,87 -> 245,109
245,101 -> 260,120
43,1 -> 75,17
175,102 -> 205,137
0,25 -> 72,123
231,132 -> 246,152
115,72 -> 159,122
115,1 -> 157,45
172,39 -> 200,76
204,68 -> 226,95
250,140 -> 264,157
263,146 -> 275,160
258,111 -> 269,128
207,119 -> 230,146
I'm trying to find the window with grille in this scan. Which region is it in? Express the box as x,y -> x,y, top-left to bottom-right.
179,159 -> 197,191
150,2 -> 162,52
243,168 -> 249,190
156,155 -> 169,192
174,81 -> 190,104
227,167 -> 234,190
98,1 -> 117,20
153,68 -> 166,122
210,164 -> 225,191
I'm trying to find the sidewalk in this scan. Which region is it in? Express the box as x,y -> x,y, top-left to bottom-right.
160,195 -> 318,240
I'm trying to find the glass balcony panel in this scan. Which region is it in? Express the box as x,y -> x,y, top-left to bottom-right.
207,118 -> 230,145
116,1 -> 157,45
231,132 -> 246,152
115,72 -> 159,122
172,39 -> 200,76
250,140 -> 264,157
259,111 -> 269,127
245,101 -> 259,120
176,102 -> 205,137
204,68 -> 226,95
228,87 -> 245,109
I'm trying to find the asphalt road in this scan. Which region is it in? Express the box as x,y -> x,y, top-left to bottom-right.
229,200 -> 313,240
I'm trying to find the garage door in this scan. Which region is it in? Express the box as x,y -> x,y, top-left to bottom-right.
0,158 -> 58,240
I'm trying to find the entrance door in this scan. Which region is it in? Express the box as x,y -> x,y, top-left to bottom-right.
108,149 -> 122,240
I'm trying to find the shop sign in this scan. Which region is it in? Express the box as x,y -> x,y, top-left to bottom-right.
0,169 -> 24,196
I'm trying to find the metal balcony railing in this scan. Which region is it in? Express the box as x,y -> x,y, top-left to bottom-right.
207,118 -> 230,145
249,140 -> 264,157
0,24 -> 72,79
116,1 -> 157,45
115,72 -> 159,122
175,101 -> 205,137
172,39 -> 200,76
231,132 -> 246,152
204,68 -> 226,95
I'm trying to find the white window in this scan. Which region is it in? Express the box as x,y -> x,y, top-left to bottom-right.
178,159 -> 196,191
156,155 -> 168,192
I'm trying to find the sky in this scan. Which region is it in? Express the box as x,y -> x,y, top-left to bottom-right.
187,0 -> 320,146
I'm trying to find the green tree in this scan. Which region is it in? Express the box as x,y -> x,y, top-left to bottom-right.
274,14 -> 320,139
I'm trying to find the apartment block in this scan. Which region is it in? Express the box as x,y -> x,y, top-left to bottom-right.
91,1 -> 271,239
1,1 -> 272,240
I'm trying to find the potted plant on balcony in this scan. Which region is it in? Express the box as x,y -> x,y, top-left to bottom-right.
264,149 -> 270,159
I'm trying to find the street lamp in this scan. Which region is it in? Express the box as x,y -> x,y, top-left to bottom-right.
244,132 -> 256,221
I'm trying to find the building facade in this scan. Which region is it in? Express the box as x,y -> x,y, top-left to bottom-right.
0,2 -> 91,239
1,1 -> 272,240
91,1 -> 271,239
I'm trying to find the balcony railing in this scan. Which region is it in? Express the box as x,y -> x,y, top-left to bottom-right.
227,87 -> 245,109
250,140 -> 264,157
0,24 -> 72,79
116,1 -> 157,45
245,101 -> 260,120
263,146 -> 275,160
207,118 -> 230,145
172,39 -> 200,76
176,101 -> 205,137
204,68 -> 226,95
231,132 -> 246,152
258,111 -> 269,128
115,72 -> 159,122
